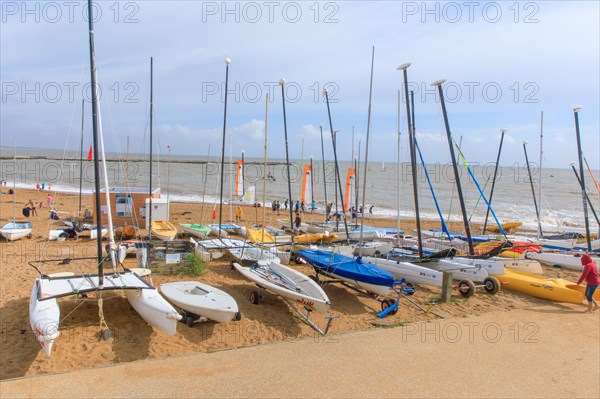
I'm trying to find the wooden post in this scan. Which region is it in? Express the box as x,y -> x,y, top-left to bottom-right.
441,272 -> 453,303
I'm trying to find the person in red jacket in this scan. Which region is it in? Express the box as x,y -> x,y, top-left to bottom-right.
577,254 -> 599,312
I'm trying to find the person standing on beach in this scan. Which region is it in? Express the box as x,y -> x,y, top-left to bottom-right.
577,254 -> 599,313
47,194 -> 53,207
294,212 -> 301,235
284,199 -> 288,210
26,199 -> 37,217
36,183 -> 40,191
235,205 -> 243,223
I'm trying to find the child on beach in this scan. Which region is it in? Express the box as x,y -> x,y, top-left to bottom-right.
235,205 -> 243,223
577,254 -> 599,313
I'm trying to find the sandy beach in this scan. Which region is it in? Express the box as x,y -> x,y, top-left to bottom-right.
1,188 -> 598,397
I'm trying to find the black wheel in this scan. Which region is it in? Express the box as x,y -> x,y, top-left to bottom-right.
186,316 -> 195,328
458,280 -> 476,298
374,250 -> 381,257
484,276 -> 501,295
57,232 -> 68,241
230,261 -> 235,270
234,311 -> 242,321
250,290 -> 259,305
405,282 -> 415,296
389,299 -> 399,315
381,299 -> 392,312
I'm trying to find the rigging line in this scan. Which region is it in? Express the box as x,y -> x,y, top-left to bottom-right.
414,138 -> 451,240
468,176 -> 491,222
454,140 -> 506,237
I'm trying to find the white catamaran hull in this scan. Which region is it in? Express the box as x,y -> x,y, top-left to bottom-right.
29,280 -> 60,357
124,288 -> 181,336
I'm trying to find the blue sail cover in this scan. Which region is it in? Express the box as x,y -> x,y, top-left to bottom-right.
298,249 -> 395,287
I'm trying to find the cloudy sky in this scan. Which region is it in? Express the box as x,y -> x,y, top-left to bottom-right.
1,1 -> 599,169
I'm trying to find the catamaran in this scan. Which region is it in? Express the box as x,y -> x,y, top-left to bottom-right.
28,10 -> 181,357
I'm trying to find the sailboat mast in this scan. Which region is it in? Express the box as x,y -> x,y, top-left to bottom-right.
572,105 -> 592,251
324,89 -> 350,242
218,59 -> 231,235
279,79 -> 295,243
310,156 -> 314,204
358,46 -> 375,244
570,164 -> 600,226
398,63 -> 422,257
523,141 -> 541,238
396,90 -> 401,235
87,0 -> 104,274
433,79 -> 474,255
261,93 -> 268,247
12,139 -> 16,222
537,111 -> 544,238
148,57 -> 154,240
482,128 -> 506,234
319,123 -> 327,224
78,99 -> 84,219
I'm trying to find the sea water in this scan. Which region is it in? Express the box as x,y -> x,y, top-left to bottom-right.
1,148 -> 599,233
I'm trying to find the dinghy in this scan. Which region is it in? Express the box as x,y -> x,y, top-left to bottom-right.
151,221 -> 178,241
0,221 -> 32,241
298,249 -> 397,297
180,223 -> 212,239
363,256 -> 443,287
161,281 -> 240,324
233,261 -> 330,314
525,252 -> 599,272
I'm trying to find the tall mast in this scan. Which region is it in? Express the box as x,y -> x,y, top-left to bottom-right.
398,63 -> 422,257
358,46 -> 376,245
537,111 -> 544,238
279,79 -> 294,243
12,139 -> 16,222
87,0 -> 104,274
523,141 -> 541,239
148,57 -> 154,240
572,105 -> 592,251
482,128 -> 507,234
570,164 -> 600,226
324,89 -> 350,242
396,90 -> 401,235
218,58 -> 231,236
432,79 -> 474,255
261,94 -> 269,251
319,123 -> 328,224
78,99 -> 85,220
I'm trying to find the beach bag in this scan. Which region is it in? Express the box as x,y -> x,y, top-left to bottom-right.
22,207 -> 30,217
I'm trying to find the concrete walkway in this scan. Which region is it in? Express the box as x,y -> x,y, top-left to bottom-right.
2,305 -> 598,398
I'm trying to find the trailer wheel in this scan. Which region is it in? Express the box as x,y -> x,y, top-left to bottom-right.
458,280 -> 475,298
388,299 -> 399,315
230,261 -> 235,270
234,311 -> 242,321
405,282 -> 415,296
57,232 -> 68,242
484,276 -> 501,295
250,290 -> 260,305
381,299 -> 393,313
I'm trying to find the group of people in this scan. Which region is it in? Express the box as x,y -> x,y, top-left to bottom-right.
35,182 -> 51,191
